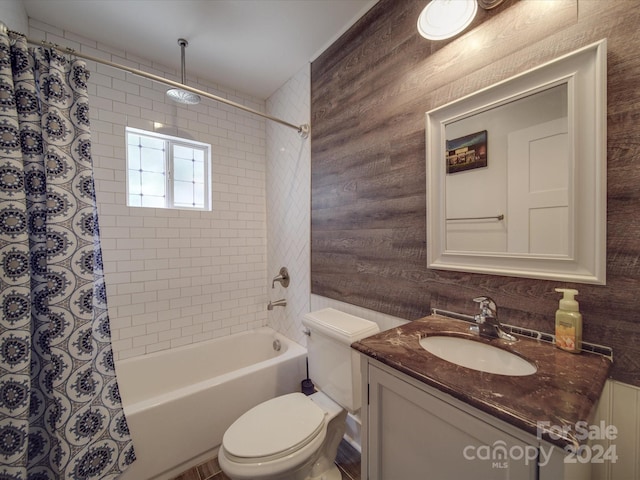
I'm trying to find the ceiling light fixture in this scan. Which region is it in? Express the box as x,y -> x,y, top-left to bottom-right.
477,0 -> 506,9
417,0 -> 478,41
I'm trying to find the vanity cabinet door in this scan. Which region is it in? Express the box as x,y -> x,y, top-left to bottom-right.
366,364 -> 537,480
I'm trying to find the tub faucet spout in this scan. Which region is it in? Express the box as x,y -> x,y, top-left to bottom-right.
267,299 -> 287,310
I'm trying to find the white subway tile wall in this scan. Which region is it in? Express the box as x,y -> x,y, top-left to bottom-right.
29,20 -> 269,360
28,18 -> 400,362
265,64 -> 312,346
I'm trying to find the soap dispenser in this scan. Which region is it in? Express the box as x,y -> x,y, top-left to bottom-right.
554,288 -> 582,353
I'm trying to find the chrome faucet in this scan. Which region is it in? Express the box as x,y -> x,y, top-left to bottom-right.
471,296 -> 516,342
271,267 -> 290,288
267,299 -> 287,310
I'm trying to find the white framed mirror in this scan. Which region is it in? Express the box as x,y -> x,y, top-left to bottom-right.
426,39 -> 607,284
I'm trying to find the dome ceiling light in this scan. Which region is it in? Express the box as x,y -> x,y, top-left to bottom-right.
417,0 -> 506,41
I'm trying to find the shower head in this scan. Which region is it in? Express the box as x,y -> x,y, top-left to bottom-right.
166,38 -> 201,105
166,88 -> 200,105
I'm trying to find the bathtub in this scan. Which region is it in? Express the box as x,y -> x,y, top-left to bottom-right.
116,327 -> 307,480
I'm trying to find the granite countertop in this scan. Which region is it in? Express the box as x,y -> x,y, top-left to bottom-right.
351,314 -> 612,449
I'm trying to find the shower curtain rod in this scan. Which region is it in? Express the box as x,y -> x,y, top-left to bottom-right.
3,26 -> 310,138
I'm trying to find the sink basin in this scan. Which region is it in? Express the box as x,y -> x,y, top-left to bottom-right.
419,335 -> 537,376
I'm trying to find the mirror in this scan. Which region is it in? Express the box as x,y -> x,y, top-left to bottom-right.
426,39 -> 607,284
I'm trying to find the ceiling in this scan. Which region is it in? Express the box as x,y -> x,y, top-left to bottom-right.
22,0 -> 378,99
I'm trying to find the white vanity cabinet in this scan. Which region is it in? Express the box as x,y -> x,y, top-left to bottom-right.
361,358 -> 589,480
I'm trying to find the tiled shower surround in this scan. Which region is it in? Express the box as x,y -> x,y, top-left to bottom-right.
29,19 -> 272,360
28,17 -> 382,363
265,64 -> 312,346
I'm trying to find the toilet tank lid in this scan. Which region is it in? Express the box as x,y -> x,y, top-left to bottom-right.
303,308 -> 380,343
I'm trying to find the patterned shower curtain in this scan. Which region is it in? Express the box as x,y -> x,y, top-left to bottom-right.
0,30 -> 135,479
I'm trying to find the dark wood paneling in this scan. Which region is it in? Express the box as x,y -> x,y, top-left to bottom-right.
311,0 -> 640,387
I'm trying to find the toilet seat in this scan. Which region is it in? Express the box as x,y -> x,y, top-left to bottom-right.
222,392 -> 326,464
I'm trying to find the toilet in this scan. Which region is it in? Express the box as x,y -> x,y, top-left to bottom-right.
218,308 -> 380,480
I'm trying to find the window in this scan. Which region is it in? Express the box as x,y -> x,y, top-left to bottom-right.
126,127 -> 211,210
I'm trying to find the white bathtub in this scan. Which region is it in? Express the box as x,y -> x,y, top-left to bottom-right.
116,327 -> 307,480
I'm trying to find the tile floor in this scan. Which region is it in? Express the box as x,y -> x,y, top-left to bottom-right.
171,439 -> 361,480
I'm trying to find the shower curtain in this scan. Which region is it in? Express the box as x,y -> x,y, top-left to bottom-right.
0,31 -> 135,479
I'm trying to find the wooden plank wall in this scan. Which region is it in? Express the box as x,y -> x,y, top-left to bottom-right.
310,0 -> 640,387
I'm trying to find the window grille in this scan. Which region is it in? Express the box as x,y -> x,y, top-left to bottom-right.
126,127 -> 211,211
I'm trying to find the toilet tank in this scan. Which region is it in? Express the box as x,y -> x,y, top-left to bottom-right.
303,308 -> 379,412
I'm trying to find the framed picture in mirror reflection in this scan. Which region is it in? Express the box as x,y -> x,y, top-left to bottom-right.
446,130 -> 487,174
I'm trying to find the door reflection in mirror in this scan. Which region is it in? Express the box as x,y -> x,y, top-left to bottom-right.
445,84 -> 569,255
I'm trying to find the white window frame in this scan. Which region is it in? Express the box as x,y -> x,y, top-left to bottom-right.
125,127 -> 212,211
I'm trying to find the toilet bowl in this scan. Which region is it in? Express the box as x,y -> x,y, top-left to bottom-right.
218,308 -> 379,480
218,391 -> 346,480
